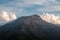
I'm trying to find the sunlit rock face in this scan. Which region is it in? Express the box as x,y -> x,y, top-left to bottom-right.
0,11 -> 17,26
40,13 -> 60,24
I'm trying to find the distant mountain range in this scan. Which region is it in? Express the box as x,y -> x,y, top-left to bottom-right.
0,14 -> 60,40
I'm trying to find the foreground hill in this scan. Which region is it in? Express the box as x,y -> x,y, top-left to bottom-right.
0,14 -> 60,40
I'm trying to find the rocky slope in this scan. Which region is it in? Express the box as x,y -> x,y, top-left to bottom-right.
0,14 -> 60,40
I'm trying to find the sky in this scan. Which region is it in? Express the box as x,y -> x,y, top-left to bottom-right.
0,0 -> 60,25
0,0 -> 60,17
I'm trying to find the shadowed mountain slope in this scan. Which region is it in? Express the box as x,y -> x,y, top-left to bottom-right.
0,14 -> 60,40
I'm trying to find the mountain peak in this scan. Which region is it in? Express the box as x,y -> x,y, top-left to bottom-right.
0,14 -> 60,40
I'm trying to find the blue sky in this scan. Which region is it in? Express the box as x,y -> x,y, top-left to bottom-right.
0,0 -> 60,17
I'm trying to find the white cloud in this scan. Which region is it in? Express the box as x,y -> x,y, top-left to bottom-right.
40,13 -> 60,24
0,0 -> 60,11
0,11 -> 17,26
37,5 -> 60,12
6,0 -> 58,7
0,0 -> 60,17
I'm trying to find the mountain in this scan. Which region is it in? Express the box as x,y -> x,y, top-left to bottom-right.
0,14 -> 60,40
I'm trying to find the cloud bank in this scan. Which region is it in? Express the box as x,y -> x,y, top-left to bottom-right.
0,11 -> 17,26
0,0 -> 60,25
40,13 -> 60,24
0,0 -> 60,17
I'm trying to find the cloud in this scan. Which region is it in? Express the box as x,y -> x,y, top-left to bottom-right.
0,11 -> 17,26
0,0 -> 60,17
37,5 -> 60,12
0,0 -> 60,25
40,13 -> 60,24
